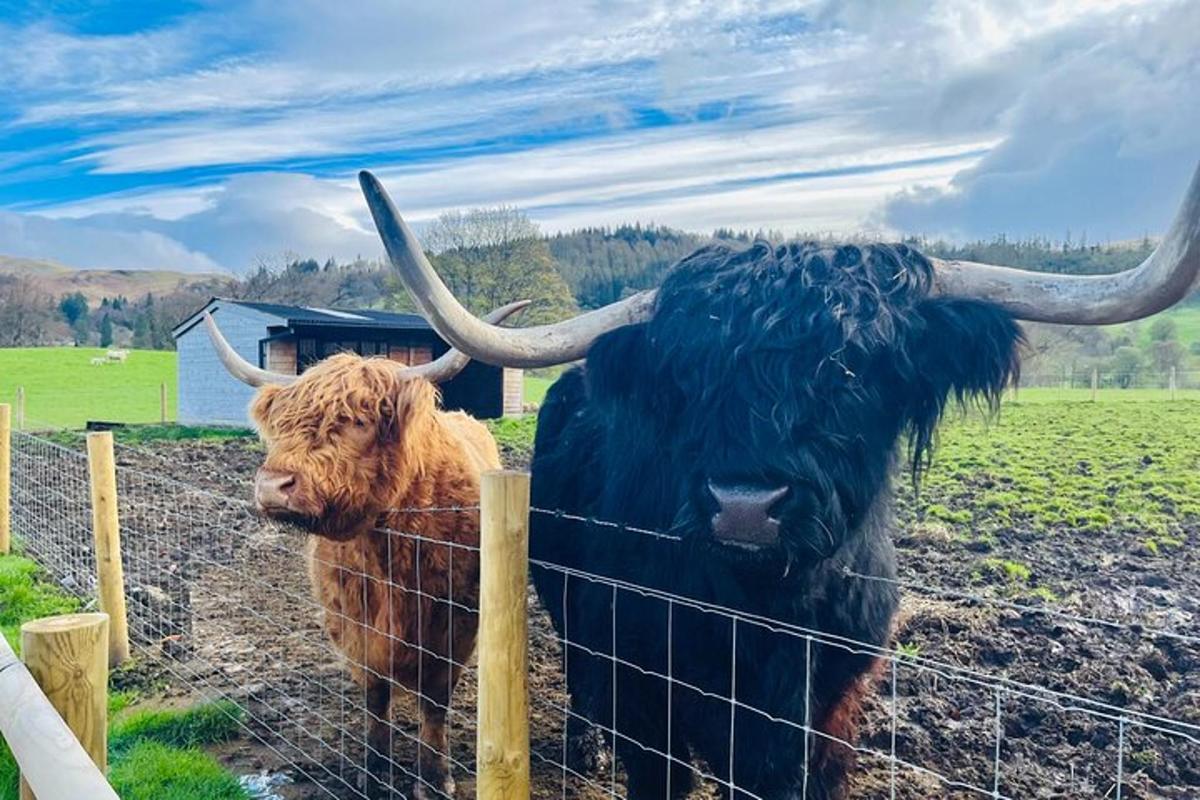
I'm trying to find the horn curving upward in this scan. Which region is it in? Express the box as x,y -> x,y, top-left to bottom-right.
361,161 -> 1200,368
203,299 -> 531,387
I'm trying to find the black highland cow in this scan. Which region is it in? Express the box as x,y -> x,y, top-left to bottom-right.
357,165 -> 1200,799
528,241 -> 1020,799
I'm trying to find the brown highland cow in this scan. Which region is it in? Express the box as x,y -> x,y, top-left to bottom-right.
202,301 -> 526,799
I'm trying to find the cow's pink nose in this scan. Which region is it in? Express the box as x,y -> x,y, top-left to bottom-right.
255,469 -> 296,510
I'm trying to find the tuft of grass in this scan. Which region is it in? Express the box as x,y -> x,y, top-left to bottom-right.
978,558 -> 1032,584
109,701 -> 245,757
0,743 -> 14,800
108,741 -> 249,800
0,555 -> 80,650
487,415 -> 538,466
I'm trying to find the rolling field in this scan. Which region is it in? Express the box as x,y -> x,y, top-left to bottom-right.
0,347 -> 176,429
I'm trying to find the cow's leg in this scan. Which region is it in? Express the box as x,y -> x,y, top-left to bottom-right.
565,712 -> 610,776
414,671 -> 455,800
804,673 -> 873,800
360,676 -> 393,800
620,731 -> 694,800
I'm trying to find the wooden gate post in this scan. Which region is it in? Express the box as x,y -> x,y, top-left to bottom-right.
0,403 -> 10,555
1170,366 -> 1177,401
1091,368 -> 1099,403
160,382 -> 168,424
15,386 -> 24,431
86,432 -> 129,666
477,470 -> 531,800
16,613 -> 113,800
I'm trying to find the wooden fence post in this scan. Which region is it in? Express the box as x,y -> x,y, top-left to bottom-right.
15,386 -> 24,431
477,470 -> 531,800
12,613 -> 115,800
1091,368 -> 1099,403
1170,366 -> 1177,401
160,382 -> 168,425
0,403 -> 10,555
86,432 -> 129,666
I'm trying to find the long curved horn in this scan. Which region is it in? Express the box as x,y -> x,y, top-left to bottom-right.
360,170 -> 655,368
396,299 -> 531,382
203,312 -> 297,387
362,161 -> 1200,367
931,161 -> 1200,323
204,301 -> 531,388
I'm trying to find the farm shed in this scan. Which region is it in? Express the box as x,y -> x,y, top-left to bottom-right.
172,298 -> 523,426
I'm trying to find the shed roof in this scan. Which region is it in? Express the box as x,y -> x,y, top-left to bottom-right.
172,297 -> 431,338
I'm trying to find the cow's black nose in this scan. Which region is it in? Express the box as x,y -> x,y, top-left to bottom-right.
707,482 -> 790,547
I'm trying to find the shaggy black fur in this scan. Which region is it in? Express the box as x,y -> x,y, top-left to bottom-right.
530,240 -> 1022,800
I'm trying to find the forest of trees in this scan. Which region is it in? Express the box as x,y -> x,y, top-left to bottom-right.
0,212 -> 1173,355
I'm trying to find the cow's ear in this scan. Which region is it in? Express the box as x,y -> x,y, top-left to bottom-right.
902,298 -> 1023,471
380,378 -> 435,444
584,323 -> 649,405
249,385 -> 283,433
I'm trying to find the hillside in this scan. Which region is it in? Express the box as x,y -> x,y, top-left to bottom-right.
0,255 -> 229,304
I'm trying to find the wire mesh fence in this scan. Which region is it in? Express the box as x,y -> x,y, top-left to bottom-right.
1010,367 -> 1200,403
9,429 -> 488,800
6,428 -> 1200,799
522,510 -> 1200,800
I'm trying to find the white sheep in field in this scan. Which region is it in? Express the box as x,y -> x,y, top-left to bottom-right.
90,357 -> 107,366
105,349 -> 129,363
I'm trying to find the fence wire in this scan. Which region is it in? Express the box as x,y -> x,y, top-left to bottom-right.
522,508 -> 1200,800
7,430 -> 1200,799
10,430 -> 485,800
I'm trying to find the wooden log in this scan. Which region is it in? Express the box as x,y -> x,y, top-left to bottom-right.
0,403 -> 10,555
86,432 -> 130,666
0,613 -> 117,800
476,470 -> 531,800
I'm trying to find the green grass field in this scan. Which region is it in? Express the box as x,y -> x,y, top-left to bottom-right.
3,346 -> 1199,432
0,347 -> 176,429
904,399 -> 1200,544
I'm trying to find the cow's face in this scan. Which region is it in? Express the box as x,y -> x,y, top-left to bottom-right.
586,241 -> 1021,569
248,354 -> 435,539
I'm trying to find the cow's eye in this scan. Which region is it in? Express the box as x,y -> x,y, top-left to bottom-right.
353,419 -> 367,429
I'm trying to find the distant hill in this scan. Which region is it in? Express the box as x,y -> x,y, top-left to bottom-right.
0,255 -> 230,304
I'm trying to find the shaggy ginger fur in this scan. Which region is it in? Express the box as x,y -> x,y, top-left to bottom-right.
250,354 -> 498,799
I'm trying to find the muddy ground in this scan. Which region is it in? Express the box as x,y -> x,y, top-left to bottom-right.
12,434 -> 1200,799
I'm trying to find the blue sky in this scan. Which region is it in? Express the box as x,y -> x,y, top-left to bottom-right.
0,0 -> 1196,273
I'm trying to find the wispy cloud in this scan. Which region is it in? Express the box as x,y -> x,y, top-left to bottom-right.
0,0 -> 1194,272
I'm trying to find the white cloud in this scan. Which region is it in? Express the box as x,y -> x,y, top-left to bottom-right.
882,0 -> 1200,240
0,210 -> 222,273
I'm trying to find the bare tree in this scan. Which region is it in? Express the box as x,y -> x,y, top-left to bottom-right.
414,207 -> 577,324
0,275 -> 55,346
